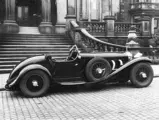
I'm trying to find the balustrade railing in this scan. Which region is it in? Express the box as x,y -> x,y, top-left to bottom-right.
70,21 -> 126,53
115,22 -> 142,36
130,2 -> 159,10
78,21 -> 107,36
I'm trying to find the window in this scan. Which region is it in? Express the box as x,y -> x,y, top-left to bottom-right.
143,21 -> 149,32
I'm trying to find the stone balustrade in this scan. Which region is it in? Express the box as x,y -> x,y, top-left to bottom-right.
78,21 -> 107,36
115,22 -> 142,36
130,2 -> 159,10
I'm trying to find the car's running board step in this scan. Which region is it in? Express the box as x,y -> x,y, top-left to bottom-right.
60,81 -> 86,85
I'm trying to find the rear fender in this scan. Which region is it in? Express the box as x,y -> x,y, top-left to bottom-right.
107,57 -> 152,80
9,64 -> 53,87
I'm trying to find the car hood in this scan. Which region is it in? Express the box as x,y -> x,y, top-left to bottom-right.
8,55 -> 46,80
80,52 -> 129,58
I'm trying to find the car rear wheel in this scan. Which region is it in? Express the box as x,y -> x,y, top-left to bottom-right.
85,58 -> 111,82
130,63 -> 153,88
19,70 -> 50,97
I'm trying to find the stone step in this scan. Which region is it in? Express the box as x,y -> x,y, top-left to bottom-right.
0,34 -> 67,38
0,38 -> 70,41
0,61 -> 20,65
0,48 -> 70,51
19,27 -> 40,34
0,41 -> 72,46
0,53 -> 68,57
0,44 -> 73,48
0,65 -> 16,69
0,69 -> 13,74
0,51 -> 69,54
0,57 -> 27,61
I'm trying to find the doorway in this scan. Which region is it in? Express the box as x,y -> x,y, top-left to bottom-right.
16,0 -> 42,27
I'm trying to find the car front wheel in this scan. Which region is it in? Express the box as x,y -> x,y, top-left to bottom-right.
19,70 -> 50,97
130,63 -> 154,88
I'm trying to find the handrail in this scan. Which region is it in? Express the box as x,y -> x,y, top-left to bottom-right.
70,21 -> 127,52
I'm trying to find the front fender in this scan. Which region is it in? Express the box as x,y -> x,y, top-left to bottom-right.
107,57 -> 152,79
9,64 -> 52,87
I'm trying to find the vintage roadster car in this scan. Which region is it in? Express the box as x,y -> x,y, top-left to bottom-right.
5,45 -> 154,97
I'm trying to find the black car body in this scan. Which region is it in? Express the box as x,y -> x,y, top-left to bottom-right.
5,45 -> 154,97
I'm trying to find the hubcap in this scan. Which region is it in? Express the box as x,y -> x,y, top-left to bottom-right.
92,62 -> 106,79
136,67 -> 149,82
140,72 -> 147,79
26,75 -> 44,92
32,80 -> 39,87
96,68 -> 103,74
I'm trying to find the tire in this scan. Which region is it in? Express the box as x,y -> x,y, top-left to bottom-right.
85,57 -> 111,82
130,63 -> 154,88
19,70 -> 50,97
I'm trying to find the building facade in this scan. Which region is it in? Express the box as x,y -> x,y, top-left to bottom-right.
0,0 -> 159,36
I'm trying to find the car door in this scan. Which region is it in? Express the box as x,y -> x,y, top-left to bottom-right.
53,58 -> 84,81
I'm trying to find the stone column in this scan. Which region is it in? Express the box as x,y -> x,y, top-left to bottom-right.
101,0 -> 110,20
104,16 -> 115,36
3,0 -> 19,33
55,0 -> 67,33
39,0 -> 53,34
65,0 -> 77,32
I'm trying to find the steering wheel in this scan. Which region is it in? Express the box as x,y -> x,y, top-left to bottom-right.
67,45 -> 79,60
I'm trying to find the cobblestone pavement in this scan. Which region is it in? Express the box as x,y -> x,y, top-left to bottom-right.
0,79 -> 159,119
0,66 -> 159,120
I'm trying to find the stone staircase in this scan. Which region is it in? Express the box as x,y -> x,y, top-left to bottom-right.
0,34 -> 74,74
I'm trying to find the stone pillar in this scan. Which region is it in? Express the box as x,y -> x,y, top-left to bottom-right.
104,16 -> 115,36
79,0 -> 89,21
126,27 -> 142,58
134,15 -> 151,36
55,0 -> 67,33
39,0 -> 53,34
65,0 -> 77,32
102,0 -> 110,20
3,0 -> 19,33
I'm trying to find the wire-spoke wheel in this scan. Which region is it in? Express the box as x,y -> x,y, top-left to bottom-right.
19,70 -> 50,97
130,63 -> 154,88
85,58 -> 111,82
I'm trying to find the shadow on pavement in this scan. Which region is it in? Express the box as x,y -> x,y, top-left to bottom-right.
47,81 -> 133,96
8,81 -> 134,98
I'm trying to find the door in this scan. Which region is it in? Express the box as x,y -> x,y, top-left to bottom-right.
17,6 -> 29,26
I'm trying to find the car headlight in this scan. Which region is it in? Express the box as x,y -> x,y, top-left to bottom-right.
125,51 -> 143,60
134,52 -> 143,58
125,51 -> 133,60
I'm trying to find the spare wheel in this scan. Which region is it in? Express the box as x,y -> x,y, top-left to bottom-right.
85,57 -> 111,82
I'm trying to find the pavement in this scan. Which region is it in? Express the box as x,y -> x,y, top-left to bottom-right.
0,65 -> 159,120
